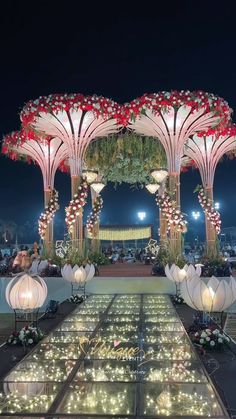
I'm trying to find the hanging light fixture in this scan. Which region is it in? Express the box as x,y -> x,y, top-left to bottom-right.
91,182 -> 105,194
145,183 -> 160,194
82,169 -> 98,184
151,169 -> 168,183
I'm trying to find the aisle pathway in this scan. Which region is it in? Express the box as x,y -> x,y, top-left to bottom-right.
0,295 -> 228,417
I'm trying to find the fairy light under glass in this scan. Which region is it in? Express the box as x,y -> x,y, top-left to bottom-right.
146,364 -> 205,383
5,360 -> 75,382
146,345 -> 193,361
63,386 -> 132,415
144,389 -> 221,416
77,364 -> 135,382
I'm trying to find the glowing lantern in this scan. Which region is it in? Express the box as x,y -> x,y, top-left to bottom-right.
61,264 -> 87,284
5,273 -> 47,312
180,275 -> 236,312
165,264 -> 187,283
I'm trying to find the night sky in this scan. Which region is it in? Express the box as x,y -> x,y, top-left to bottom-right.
0,1 -> 236,242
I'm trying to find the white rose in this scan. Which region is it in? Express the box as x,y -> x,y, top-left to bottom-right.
28,339 -> 33,344
206,337 -> 210,342
199,339 -> 205,344
225,337 -> 230,342
212,329 -> 219,335
201,332 -> 207,338
194,332 -> 199,337
205,329 -> 211,335
210,340 -> 215,346
218,338 -> 223,344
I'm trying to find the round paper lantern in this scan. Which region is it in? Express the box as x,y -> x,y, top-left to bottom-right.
180,275 -> 236,312
5,273 -> 47,312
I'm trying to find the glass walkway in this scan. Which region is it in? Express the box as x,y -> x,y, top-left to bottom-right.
0,295 -> 229,418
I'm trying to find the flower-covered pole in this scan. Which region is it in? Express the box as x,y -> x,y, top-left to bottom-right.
127,91 -> 231,256
20,94 -> 123,248
88,180 -> 105,251
185,127 -> 236,257
2,131 -> 68,252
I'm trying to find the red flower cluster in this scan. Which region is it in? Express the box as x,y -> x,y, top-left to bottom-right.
2,130 -> 51,163
38,190 -> 59,240
20,93 -> 126,127
125,90 -> 231,133
86,195 -> 103,235
65,181 -> 88,233
156,191 -> 187,233
198,188 -> 221,234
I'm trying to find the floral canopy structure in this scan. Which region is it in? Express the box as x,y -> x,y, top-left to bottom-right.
2,130 -> 68,251
185,126 -> 236,256
20,94 -> 123,248
126,91 -> 231,255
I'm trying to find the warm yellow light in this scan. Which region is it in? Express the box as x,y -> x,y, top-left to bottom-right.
91,182 -> 105,194
145,184 -> 160,194
82,170 -> 98,183
151,169 -> 168,183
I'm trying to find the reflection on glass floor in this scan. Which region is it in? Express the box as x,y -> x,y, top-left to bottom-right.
0,294 -> 229,417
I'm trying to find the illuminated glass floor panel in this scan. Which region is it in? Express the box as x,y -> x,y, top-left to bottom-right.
0,294 -> 228,417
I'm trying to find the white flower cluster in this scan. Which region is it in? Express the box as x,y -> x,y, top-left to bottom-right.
194,328 -> 230,348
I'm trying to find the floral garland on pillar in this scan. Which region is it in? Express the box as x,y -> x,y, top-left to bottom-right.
197,187 -> 221,234
86,195 -> 103,236
38,190 -> 59,240
65,181 -> 88,233
156,191 -> 188,233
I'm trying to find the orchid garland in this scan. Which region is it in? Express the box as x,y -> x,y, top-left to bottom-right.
198,187 -> 221,234
65,181 -> 88,233
156,191 -> 188,233
38,189 -> 59,240
86,195 -> 103,235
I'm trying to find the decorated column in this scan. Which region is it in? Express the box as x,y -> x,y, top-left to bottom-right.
127,90 -> 231,257
20,94 -> 122,249
185,126 -> 236,257
87,181 -> 105,252
2,131 -> 67,254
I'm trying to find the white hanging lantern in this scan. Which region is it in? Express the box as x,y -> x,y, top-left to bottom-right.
91,182 -> 105,194
82,169 -> 98,184
145,184 -> 160,194
151,169 -> 168,183
180,275 -> 236,312
5,273 -> 47,312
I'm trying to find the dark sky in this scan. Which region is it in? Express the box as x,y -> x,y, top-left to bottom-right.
0,1 -> 236,241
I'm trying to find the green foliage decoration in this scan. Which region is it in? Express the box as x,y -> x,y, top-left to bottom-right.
85,133 -> 167,186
